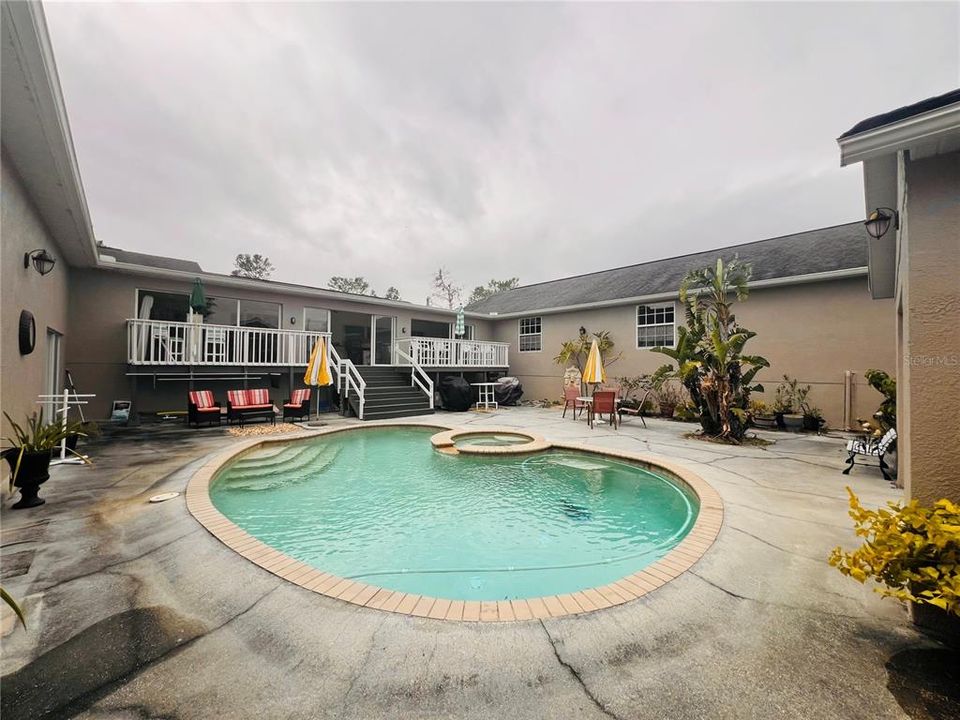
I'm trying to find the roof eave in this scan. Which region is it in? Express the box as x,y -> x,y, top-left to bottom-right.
477,266 -> 869,319
838,101 -> 960,166
93,259 -> 486,318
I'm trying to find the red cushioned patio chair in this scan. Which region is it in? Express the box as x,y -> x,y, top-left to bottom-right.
187,390 -> 222,428
283,388 -> 312,422
226,388 -> 276,427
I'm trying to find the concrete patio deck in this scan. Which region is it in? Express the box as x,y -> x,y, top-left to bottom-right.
1,408 -> 956,719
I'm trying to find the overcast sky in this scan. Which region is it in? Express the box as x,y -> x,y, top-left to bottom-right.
45,2 -> 958,304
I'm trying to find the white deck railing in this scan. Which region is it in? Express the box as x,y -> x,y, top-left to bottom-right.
395,338 -> 509,368
395,345 -> 434,410
127,319 -> 331,367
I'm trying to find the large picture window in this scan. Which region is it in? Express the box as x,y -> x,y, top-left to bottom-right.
303,307 -> 331,333
518,316 -> 542,352
636,303 -> 675,348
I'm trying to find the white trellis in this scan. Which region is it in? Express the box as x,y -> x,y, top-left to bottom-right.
36,390 -> 96,466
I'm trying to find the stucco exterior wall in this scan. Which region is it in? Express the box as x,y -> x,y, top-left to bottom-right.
898,151 -> 960,505
65,267 -> 493,418
489,277 -> 894,427
1,155 -> 71,439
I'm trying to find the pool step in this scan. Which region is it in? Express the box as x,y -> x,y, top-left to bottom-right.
222,443 -> 343,484
347,366 -> 435,421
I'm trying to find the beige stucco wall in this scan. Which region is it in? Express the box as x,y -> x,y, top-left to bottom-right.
65,267 -> 493,418
897,151 -> 960,505
1,155 -> 72,439
488,277 -> 894,428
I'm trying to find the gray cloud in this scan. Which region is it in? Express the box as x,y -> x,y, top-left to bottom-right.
45,2 -> 958,302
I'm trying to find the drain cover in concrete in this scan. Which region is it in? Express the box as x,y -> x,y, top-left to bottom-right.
148,492 -> 181,503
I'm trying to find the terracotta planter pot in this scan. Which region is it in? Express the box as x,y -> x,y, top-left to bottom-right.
659,403 -> 677,418
2,448 -> 51,509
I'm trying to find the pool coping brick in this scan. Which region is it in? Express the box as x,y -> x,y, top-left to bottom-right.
186,421 -> 724,622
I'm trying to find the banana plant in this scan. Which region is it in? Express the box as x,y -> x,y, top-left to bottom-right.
654,257 -> 768,442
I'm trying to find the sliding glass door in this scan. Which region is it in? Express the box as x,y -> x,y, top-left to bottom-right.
372,315 -> 395,365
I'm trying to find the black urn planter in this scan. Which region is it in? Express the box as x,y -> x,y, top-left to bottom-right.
3,448 -> 51,509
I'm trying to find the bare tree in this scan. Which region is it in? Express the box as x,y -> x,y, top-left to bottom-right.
431,267 -> 462,309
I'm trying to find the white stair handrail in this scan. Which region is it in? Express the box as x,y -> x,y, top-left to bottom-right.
395,346 -> 434,409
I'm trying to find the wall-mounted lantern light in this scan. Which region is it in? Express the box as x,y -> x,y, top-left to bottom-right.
864,208 -> 899,240
290,316 -> 297,326
24,249 -> 56,276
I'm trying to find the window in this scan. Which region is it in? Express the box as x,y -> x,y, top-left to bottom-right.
518,316 -> 542,352
462,324 -> 475,340
636,303 -> 675,348
137,291 -> 189,321
303,307 -> 330,333
236,299 -> 280,329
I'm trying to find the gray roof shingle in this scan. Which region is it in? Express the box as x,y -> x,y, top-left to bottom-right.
98,246 -> 203,273
466,222 -> 869,314
839,88 -> 960,139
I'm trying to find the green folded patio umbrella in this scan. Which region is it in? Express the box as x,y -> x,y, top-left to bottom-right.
189,278 -> 206,315
455,305 -> 465,337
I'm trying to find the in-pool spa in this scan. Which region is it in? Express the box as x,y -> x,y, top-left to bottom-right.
210,427 -> 699,601
452,432 -> 533,448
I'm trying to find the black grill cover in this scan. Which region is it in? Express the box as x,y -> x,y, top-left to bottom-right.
494,376 -> 523,406
438,376 -> 473,411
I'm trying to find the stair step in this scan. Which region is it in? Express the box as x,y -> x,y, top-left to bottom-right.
362,408 -> 435,420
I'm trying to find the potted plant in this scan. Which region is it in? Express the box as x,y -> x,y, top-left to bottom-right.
830,489 -> 959,636
3,411 -> 90,509
64,420 -> 100,452
773,375 -> 807,432
654,380 -> 685,418
748,399 -> 777,429
801,405 -> 825,432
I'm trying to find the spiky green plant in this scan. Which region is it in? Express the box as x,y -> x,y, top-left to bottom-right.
3,410 -> 91,487
1,586 -> 25,628
652,258 -> 768,441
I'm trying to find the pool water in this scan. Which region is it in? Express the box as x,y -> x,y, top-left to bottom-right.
211,427 -> 698,601
453,432 -> 533,447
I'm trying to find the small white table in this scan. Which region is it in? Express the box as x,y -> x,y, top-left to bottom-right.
472,382 -> 499,410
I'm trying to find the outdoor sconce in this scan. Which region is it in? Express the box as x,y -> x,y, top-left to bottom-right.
24,249 -> 56,276
579,326 -> 587,337
402,326 -> 408,334
290,316 -> 296,326
864,208 -> 899,240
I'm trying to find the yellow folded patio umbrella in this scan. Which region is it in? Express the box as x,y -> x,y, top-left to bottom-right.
303,337 -> 333,417
582,338 -> 606,390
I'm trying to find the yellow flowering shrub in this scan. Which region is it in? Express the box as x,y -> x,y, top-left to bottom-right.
829,488 -> 960,616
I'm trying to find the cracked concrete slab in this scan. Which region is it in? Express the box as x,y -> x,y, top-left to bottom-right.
1,408 -> 955,719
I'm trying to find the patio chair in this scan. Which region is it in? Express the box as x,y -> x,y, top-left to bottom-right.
618,389 -> 652,428
590,391 -> 619,430
561,386 -> 588,420
283,388 -> 312,422
842,428 -> 897,481
187,390 -> 222,428
226,389 -> 276,427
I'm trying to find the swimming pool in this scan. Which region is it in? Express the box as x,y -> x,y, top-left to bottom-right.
210,426 -> 700,602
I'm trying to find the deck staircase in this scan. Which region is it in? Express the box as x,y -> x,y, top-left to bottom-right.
345,365 -> 434,421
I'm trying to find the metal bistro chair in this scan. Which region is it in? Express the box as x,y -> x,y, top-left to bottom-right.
562,386 -> 588,420
618,389 -> 652,428
842,428 -> 897,481
590,391 -> 619,430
